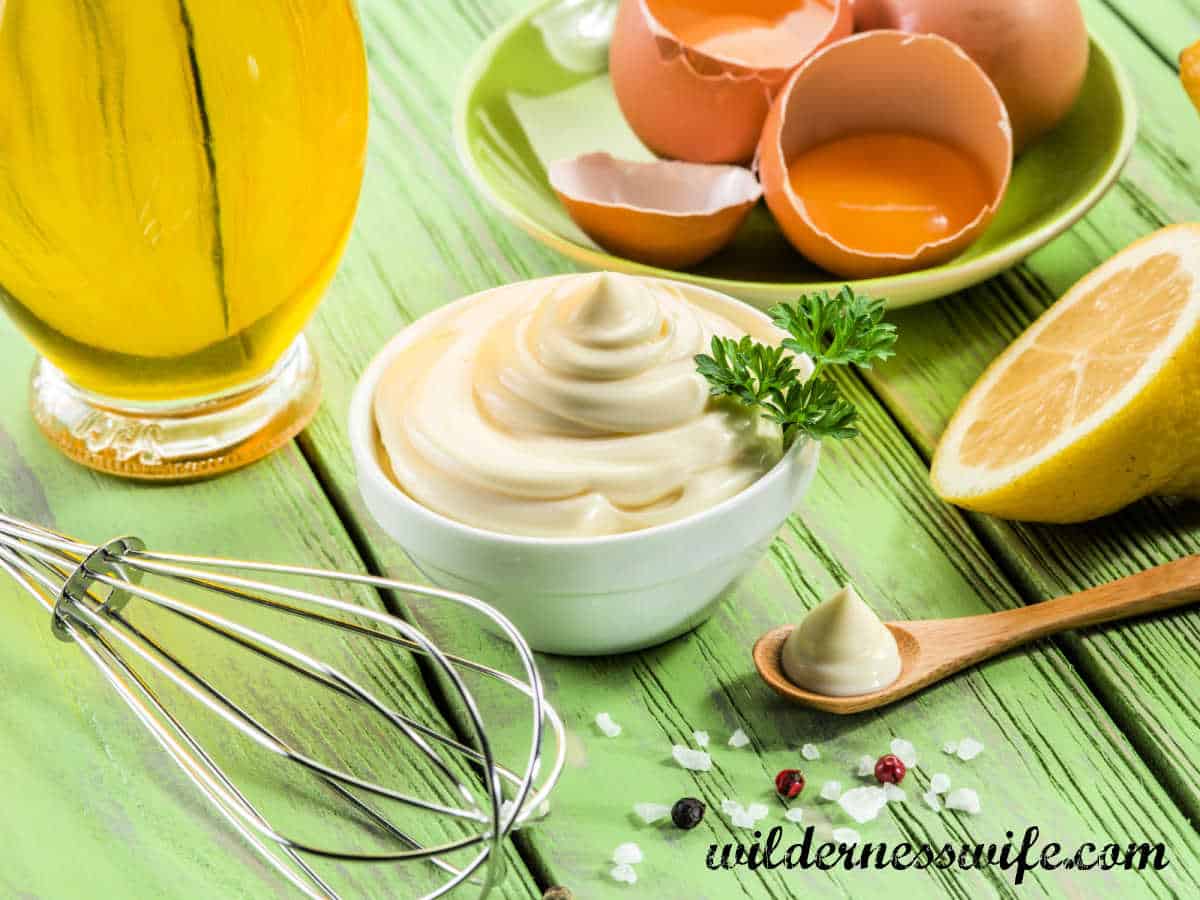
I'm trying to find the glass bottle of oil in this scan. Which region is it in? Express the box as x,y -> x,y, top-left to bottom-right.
0,1 -> 368,478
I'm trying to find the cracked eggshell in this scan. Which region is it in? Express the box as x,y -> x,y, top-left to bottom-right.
853,0 -> 1088,152
758,30 -> 1012,279
609,0 -> 852,165
549,152 -> 762,268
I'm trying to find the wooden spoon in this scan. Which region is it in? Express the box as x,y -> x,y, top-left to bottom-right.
753,554 -> 1200,714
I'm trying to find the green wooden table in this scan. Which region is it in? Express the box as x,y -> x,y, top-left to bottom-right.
3,1 -> 1200,897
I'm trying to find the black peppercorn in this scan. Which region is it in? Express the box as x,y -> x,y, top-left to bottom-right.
671,796 -> 706,830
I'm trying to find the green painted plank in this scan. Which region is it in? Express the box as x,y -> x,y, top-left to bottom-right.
857,0 -> 1200,824
1102,0 -> 1200,64
0,349 -> 539,896
292,0 -> 1200,895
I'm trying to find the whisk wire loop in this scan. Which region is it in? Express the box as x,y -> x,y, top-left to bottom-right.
0,512 -> 564,899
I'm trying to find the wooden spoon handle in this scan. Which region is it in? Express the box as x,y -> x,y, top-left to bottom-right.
963,554 -> 1200,654
1013,553 -> 1200,635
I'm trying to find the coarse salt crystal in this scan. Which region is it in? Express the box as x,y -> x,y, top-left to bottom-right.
610,863 -> 637,884
890,738 -> 918,768
930,773 -> 951,794
945,788 -> 981,815
728,728 -> 750,748
633,802 -> 671,824
730,810 -> 756,828
672,745 -> 712,771
832,827 -> 861,847
725,801 -> 768,828
856,755 -> 875,777
613,842 -> 643,865
956,738 -> 984,761
801,743 -> 820,760
595,713 -> 621,737
883,783 -> 906,803
838,786 -> 888,824
733,807 -> 766,828
785,808 -> 805,823
693,730 -> 710,747
922,790 -> 942,812
819,780 -> 842,801
942,741 -> 958,755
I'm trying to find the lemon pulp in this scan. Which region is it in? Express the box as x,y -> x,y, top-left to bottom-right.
933,224 -> 1200,523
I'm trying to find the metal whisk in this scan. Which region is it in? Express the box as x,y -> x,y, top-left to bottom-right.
0,512 -> 565,899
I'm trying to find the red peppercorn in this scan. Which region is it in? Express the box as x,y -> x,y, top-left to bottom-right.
874,754 -> 906,784
775,768 -> 805,799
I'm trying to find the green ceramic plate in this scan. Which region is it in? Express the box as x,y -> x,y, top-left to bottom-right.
454,0 -> 1137,308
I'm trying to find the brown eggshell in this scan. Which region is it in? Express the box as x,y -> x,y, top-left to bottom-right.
853,0 -> 1089,151
609,0 -> 852,165
549,152 -> 762,269
758,30 -> 1012,279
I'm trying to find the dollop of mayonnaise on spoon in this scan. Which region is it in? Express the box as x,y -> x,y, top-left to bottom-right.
780,585 -> 901,697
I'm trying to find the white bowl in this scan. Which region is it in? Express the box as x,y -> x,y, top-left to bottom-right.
348,277 -> 820,655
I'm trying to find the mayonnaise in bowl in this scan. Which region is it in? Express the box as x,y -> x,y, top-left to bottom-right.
373,272 -> 798,538
351,273 -> 821,654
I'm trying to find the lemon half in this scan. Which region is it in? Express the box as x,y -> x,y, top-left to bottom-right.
932,224 -> 1200,523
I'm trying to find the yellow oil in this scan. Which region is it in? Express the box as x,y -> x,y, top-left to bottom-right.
0,1 -> 368,402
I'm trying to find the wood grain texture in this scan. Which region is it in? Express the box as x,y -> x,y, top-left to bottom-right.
863,0 -> 1200,823
0,352 -> 540,896
289,1 -> 1200,896
1103,0 -> 1200,64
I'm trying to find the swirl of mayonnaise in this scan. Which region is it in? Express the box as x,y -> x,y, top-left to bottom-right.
373,273 -> 785,537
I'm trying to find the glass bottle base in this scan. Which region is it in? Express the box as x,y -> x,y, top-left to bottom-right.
30,336 -> 321,481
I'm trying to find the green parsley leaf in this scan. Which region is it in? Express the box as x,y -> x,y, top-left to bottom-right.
767,378 -> 860,441
696,336 -> 799,407
769,285 -> 897,375
694,286 -> 897,444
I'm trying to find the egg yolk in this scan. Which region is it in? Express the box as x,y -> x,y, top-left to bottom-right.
651,1 -> 838,69
786,132 -> 994,257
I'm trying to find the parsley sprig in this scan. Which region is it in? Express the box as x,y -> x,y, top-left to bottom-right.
695,286 -> 897,444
